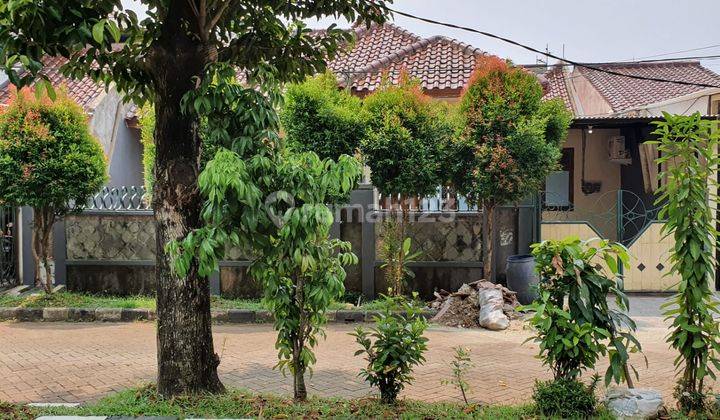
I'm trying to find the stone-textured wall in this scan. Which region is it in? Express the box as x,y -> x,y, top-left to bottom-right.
375,214 -> 482,262
66,213 -> 155,261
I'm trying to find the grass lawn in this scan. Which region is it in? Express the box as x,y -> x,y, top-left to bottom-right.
0,291 -> 355,311
7,384 -> 610,419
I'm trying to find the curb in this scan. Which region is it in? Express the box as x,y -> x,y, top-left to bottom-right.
0,307 -> 436,324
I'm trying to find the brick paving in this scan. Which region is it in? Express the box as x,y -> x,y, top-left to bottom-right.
0,317 -> 701,405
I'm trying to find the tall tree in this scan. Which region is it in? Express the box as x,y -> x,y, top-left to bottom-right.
449,56 -> 571,281
0,1 -> 390,396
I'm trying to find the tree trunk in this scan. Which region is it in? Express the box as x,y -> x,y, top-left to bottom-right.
32,207 -> 55,293
293,274 -> 308,401
293,357 -> 308,401
482,202 -> 496,281
150,4 -> 223,397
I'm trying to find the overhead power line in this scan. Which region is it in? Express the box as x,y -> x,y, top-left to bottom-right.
385,6 -> 720,89
636,43 -> 720,60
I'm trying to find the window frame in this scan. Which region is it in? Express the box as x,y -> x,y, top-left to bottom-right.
543,147 -> 574,211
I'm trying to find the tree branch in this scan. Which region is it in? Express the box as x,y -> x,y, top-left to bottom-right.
206,0 -> 230,33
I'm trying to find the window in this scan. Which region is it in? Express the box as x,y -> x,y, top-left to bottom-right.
544,148 -> 574,209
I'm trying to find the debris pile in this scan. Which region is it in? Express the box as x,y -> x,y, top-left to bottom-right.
430,280 -> 522,330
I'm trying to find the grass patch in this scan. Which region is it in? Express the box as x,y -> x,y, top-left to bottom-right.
36,385 -> 541,419
0,292 -> 156,309
0,292 -> 354,311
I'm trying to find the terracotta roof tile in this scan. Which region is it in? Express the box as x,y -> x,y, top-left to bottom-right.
540,64 -> 575,113
329,24 -> 484,93
0,56 -> 105,112
577,61 -> 720,112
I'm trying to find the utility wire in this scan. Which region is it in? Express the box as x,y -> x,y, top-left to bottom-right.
635,43 -> 720,60
385,6 -> 720,89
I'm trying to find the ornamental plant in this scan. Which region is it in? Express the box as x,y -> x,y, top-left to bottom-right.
651,112 -> 720,414
251,152 -> 362,401
281,72 -> 367,161
525,237 -> 641,386
361,75 -> 455,295
351,294 -> 429,404
449,56 -> 571,281
0,0 -> 390,395
0,89 -> 107,293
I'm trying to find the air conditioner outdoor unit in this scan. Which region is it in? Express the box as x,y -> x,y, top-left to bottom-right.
608,136 -> 632,165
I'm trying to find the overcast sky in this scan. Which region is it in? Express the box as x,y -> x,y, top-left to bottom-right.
123,0 -> 720,72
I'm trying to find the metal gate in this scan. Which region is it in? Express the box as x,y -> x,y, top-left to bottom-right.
0,206 -> 17,288
539,189 -> 662,245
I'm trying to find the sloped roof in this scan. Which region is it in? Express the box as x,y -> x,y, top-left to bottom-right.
540,65 -> 575,113
0,56 -> 106,112
576,61 -> 720,112
329,23 -> 485,93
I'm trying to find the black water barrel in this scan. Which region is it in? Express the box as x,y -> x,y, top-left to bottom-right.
506,254 -> 538,304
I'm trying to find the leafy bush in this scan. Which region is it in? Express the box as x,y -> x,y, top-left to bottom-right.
361,76 -> 453,199
651,112 -> 720,414
0,88 -> 107,292
351,295 -> 429,404
448,56 -> 571,281
533,377 -> 599,418
524,237 -> 642,385
281,72 -> 366,161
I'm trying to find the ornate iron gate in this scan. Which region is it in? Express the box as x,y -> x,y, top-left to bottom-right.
0,206 -> 17,288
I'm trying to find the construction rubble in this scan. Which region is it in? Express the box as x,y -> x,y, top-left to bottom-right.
430,280 -> 523,330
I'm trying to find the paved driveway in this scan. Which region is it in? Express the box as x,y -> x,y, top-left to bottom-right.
0,307 -> 695,406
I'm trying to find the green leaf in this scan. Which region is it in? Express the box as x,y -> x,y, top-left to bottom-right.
92,20 -> 105,43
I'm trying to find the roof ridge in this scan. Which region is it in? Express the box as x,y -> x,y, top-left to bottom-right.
578,60 -> 704,71
343,34 -> 484,81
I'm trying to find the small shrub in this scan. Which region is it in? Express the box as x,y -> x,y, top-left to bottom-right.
351,294 -> 429,404
378,218 -> 421,296
441,346 -> 474,405
524,237 -> 642,386
533,376 -> 598,418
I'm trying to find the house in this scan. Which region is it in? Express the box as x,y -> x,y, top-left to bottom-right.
0,56 -> 144,188
3,23 -> 720,294
540,61 -> 720,291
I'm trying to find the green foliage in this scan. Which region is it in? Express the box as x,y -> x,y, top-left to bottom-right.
378,218 -> 422,296
281,72 -> 366,161
137,105 -> 155,195
524,237 -> 642,386
441,346 -> 475,406
361,77 -> 455,198
351,295 -> 429,404
651,112 -> 720,414
532,377 -> 599,418
250,152 -> 362,400
0,90 -> 107,212
0,1 -> 391,105
449,56 -> 570,201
